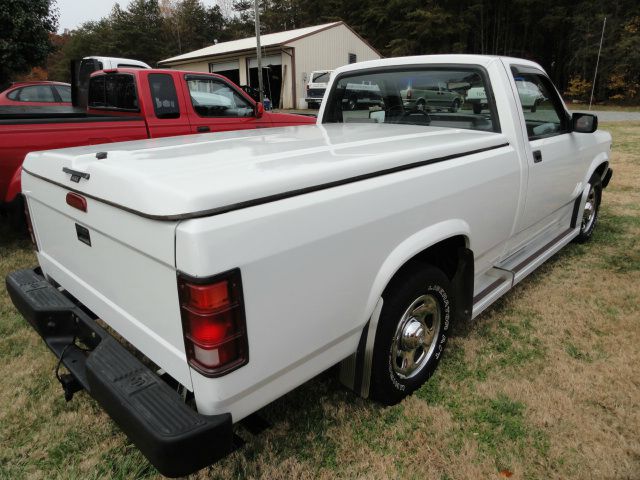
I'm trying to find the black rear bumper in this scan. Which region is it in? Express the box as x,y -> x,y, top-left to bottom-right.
6,268 -> 233,478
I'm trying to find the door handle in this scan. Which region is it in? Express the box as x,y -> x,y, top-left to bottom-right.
533,150 -> 542,163
197,126 -> 210,133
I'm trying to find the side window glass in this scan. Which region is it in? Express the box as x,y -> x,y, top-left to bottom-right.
54,85 -> 72,102
511,70 -> 568,139
7,89 -> 20,100
187,78 -> 253,118
148,74 -> 180,119
16,85 -> 56,102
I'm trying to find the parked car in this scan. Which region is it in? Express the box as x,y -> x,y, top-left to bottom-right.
401,81 -> 464,112
305,70 -> 333,108
0,81 -> 71,107
466,84 -> 489,113
0,68 -> 315,214
8,54 -> 612,477
513,77 -> 546,112
467,78 -> 546,114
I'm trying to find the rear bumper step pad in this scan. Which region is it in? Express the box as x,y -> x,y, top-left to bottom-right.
6,268 -> 233,478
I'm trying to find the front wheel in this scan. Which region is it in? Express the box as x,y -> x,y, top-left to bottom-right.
574,173 -> 602,243
370,265 -> 452,405
450,99 -> 460,113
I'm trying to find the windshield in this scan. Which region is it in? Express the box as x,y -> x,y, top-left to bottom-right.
323,67 -> 499,133
312,71 -> 331,83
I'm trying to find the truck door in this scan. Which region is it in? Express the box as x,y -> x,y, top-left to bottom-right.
507,64 -> 584,239
183,74 -> 271,134
144,72 -> 192,138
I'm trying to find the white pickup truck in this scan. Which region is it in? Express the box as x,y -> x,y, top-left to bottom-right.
7,55 -> 612,477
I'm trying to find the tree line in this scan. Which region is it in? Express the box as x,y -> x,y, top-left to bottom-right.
2,0 -> 639,102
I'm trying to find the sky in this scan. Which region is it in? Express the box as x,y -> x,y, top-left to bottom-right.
55,0 -> 223,33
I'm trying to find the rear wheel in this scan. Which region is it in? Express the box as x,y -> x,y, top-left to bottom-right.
415,99 -> 426,112
472,103 -> 482,114
450,99 -> 460,113
370,265 -> 452,405
574,173 -> 602,243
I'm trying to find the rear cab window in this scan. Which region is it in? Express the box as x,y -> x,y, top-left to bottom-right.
323,66 -> 500,133
312,71 -> 331,83
88,74 -> 139,111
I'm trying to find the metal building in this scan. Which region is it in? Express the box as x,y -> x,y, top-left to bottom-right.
158,22 -> 381,109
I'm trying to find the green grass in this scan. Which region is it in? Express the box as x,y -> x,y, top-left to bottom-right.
0,122 -> 638,479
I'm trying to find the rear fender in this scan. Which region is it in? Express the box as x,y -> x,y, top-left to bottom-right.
364,218 -> 471,318
341,219 -> 471,397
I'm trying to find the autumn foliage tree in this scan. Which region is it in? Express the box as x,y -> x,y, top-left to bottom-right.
0,0 -> 57,86
5,0 -> 637,104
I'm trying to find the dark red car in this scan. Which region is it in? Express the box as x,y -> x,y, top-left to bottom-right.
0,81 -> 72,107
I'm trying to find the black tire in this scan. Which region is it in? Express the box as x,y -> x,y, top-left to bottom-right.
472,103 -> 482,114
450,99 -> 460,113
415,99 -> 426,112
574,173 -> 602,243
370,265 -> 452,405
530,100 -> 538,113
2,195 -> 26,233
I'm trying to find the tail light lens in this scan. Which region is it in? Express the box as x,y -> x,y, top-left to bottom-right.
23,196 -> 38,251
406,88 -> 412,99
178,269 -> 248,377
66,192 -> 87,212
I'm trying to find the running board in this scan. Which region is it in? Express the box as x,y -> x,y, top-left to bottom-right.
472,227 -> 578,318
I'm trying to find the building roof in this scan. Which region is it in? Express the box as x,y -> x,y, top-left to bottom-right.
159,22 -> 345,65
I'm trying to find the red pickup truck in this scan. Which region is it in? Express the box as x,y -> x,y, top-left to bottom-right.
0,68 -> 315,212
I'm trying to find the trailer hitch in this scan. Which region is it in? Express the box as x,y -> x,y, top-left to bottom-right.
55,339 -> 88,402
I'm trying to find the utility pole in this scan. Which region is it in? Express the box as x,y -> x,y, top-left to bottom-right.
254,0 -> 264,103
589,16 -> 606,110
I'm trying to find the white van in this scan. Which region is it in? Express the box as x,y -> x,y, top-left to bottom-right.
83,56 -> 151,70
305,70 -> 333,108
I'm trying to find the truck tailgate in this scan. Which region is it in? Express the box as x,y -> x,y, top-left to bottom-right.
22,172 -> 191,388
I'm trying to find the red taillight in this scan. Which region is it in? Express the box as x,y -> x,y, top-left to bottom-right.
178,269 -> 248,377
66,192 -> 87,212
406,89 -> 412,99
23,196 -> 38,251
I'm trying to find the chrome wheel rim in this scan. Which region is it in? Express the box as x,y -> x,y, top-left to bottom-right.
391,294 -> 441,379
581,184 -> 597,232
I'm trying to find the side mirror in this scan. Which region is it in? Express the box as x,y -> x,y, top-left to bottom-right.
572,112 -> 598,133
255,102 -> 264,119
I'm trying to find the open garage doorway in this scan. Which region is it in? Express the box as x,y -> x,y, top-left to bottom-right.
209,60 -> 240,85
248,55 -> 282,108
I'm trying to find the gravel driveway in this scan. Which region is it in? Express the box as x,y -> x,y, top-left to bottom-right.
570,110 -> 640,122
